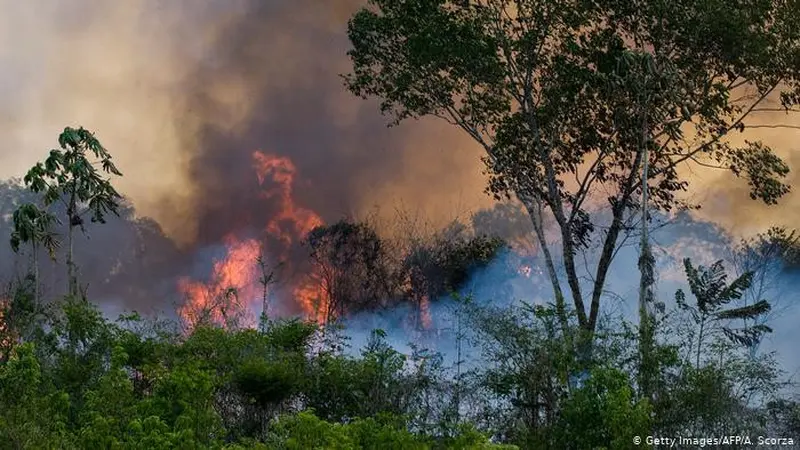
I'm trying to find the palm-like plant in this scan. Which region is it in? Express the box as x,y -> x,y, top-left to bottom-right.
676,258 -> 772,367
10,203 -> 61,307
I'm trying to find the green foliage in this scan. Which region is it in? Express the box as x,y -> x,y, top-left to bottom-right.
676,258 -> 772,365
9,202 -> 60,258
0,276 -> 46,360
0,343 -> 70,448
23,127 -> 123,224
234,357 -> 302,407
658,364 -> 741,435
0,277 -> 792,448
553,367 -> 652,450
265,410 -> 513,450
468,301 -> 644,447
304,329 -> 412,423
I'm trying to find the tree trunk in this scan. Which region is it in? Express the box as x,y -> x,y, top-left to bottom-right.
519,195 -> 570,337
638,106 -> 656,400
587,147 -> 646,333
67,222 -> 75,297
32,240 -> 39,310
67,189 -> 78,298
696,318 -> 706,367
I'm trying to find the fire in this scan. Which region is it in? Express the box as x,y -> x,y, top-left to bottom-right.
292,275 -> 327,324
252,151 -> 328,322
518,264 -> 533,278
178,151 -> 328,329
0,297 -> 13,357
419,294 -> 432,330
178,236 -> 262,329
253,151 -> 324,245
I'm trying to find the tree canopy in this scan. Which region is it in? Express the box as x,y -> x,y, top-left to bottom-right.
344,0 -> 800,336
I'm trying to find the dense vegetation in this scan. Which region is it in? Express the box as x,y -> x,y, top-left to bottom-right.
3,0 -> 800,447
2,240 -> 799,448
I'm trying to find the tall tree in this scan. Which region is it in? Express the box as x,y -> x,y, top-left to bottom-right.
305,220 -> 397,322
22,127 -> 123,297
344,0 -> 800,342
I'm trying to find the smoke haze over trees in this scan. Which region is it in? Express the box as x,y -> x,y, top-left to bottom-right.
1,0 -> 800,448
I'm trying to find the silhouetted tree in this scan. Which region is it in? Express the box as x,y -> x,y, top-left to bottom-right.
305,220 -> 397,321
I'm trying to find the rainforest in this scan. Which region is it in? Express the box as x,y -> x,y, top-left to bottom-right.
1,1 -> 800,448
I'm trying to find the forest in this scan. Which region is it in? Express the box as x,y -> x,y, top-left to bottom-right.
2,0 -> 800,448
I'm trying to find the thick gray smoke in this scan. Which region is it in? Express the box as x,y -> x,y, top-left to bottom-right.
0,0 -> 491,315
0,0 -> 491,248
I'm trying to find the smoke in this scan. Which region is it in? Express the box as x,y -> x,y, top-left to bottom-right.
2,0 -> 797,264
680,105 -> 800,237
0,0 -> 491,249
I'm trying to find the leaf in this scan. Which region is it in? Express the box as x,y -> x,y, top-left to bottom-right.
714,300 -> 771,320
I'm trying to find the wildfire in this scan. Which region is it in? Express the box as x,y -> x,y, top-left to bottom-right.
292,275 -> 328,324
252,151 -> 327,323
178,236 -> 262,329
0,297 -> 12,356
253,151 -> 324,246
178,151 -> 328,330
419,294 -> 432,330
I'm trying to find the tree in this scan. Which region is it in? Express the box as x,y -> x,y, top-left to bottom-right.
22,127 -> 123,297
675,258 -> 772,367
731,227 -> 800,358
9,203 -> 60,307
305,221 -> 397,322
402,230 -> 509,329
344,0 -> 800,342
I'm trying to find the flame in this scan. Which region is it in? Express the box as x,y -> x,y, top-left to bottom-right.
253,151 -> 324,245
178,236 -> 262,330
178,151 -> 328,329
252,151 -> 328,323
419,294 -> 432,330
293,275 -> 328,324
518,264 -> 533,278
0,297 -> 14,357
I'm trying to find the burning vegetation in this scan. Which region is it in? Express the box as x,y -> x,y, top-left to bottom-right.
176,149 -> 519,333
178,151 -> 329,330
2,0 -> 800,447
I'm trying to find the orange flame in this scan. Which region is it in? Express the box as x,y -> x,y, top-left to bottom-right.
253,151 -> 324,245
178,151 -> 328,329
419,294 -> 432,330
252,151 -> 328,323
0,297 -> 14,357
292,275 -> 328,324
178,236 -> 262,330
